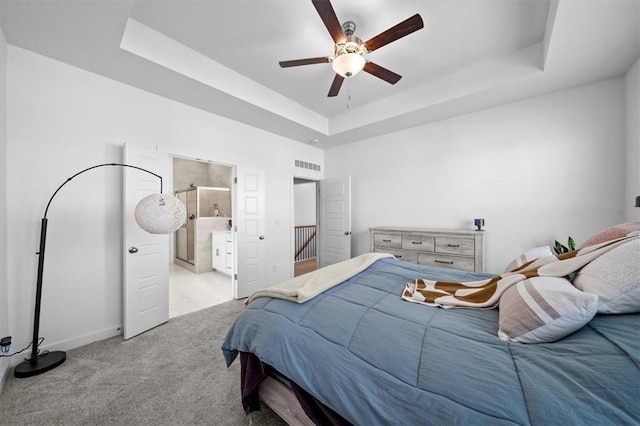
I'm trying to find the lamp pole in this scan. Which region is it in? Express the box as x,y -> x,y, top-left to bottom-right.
14,163 -> 163,378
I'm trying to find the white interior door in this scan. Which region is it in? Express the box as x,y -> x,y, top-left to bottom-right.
233,167 -> 266,299
123,143 -> 171,339
319,176 -> 351,267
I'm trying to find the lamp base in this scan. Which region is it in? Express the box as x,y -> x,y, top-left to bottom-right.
13,350 -> 66,378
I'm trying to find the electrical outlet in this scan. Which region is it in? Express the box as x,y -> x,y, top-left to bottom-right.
1,344 -> 12,355
0,336 -> 11,354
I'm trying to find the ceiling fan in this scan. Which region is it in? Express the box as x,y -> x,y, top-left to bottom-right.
279,0 -> 424,97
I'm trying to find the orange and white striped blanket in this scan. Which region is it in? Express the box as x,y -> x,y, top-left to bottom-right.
402,232 -> 639,309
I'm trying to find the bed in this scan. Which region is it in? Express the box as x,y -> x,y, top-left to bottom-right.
222,243 -> 640,425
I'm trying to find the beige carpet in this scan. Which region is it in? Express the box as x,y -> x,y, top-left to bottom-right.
0,300 -> 285,425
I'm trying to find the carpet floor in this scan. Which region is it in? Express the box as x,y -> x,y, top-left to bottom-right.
0,300 -> 286,425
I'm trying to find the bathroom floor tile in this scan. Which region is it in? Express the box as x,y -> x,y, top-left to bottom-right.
169,263 -> 233,318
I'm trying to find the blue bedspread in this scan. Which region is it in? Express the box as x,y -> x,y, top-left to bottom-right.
221,257 -> 640,425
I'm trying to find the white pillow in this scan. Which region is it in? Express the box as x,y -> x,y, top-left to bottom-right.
504,246 -> 554,273
572,239 -> 640,313
498,277 -> 598,344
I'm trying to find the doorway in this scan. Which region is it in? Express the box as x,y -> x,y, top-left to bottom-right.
169,157 -> 234,318
293,178 -> 318,276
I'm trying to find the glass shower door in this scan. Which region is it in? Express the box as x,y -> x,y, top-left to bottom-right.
175,190 -> 195,264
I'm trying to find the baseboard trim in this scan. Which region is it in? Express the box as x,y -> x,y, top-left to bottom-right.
5,325 -> 123,372
45,325 -> 123,353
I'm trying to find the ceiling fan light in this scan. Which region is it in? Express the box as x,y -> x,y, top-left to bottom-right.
332,53 -> 365,78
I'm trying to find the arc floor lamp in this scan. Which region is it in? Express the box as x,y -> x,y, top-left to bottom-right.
14,163 -> 186,378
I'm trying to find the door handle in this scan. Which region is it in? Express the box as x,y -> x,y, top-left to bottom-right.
128,247 -> 138,254
344,231 -> 351,235
259,235 -> 265,240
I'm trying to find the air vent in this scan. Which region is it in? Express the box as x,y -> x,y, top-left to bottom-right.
295,160 -> 321,172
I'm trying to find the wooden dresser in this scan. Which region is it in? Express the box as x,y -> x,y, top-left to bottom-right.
370,227 -> 485,273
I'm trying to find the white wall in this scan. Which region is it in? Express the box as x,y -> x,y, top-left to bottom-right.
0,22 -> 9,385
626,58 -> 640,222
325,78 -> 627,274
294,182 -> 316,226
6,46 -> 323,358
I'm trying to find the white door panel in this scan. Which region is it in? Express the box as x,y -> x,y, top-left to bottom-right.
123,143 -> 170,339
324,201 -> 345,214
324,235 -> 344,249
234,167 -> 266,299
319,176 -> 351,267
324,218 -> 346,231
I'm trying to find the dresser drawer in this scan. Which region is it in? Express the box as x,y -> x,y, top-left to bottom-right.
435,237 -> 475,256
402,234 -> 435,251
371,227 -> 484,273
374,248 -> 418,263
417,253 -> 475,272
374,233 -> 402,248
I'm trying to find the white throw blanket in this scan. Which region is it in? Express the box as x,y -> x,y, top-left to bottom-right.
245,253 -> 393,305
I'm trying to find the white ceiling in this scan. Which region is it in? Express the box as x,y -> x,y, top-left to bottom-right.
1,0 -> 638,149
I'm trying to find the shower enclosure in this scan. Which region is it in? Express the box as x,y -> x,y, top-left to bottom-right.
174,186 -> 231,273
175,189 -> 197,264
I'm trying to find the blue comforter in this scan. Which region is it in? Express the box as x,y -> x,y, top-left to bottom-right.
222,257 -> 640,425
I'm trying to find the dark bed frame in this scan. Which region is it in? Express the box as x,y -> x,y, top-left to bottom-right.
241,352 -> 350,425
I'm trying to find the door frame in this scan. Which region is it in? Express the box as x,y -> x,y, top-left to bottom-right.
291,175 -> 352,274
291,176 -> 319,277
168,152 -> 238,264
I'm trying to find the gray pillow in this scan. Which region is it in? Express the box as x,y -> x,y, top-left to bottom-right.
498,277 -> 598,343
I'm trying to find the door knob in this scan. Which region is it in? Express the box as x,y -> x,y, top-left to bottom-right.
128,247 -> 138,254
344,231 -> 351,236
259,235 -> 265,240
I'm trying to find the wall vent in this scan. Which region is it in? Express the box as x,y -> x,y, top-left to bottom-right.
294,159 -> 321,172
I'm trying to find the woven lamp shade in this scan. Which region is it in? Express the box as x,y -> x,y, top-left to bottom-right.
134,193 -> 186,234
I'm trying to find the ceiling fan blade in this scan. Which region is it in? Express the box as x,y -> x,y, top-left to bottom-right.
364,62 -> 402,84
279,57 -> 331,68
328,74 -> 344,97
312,0 -> 347,44
364,14 -> 424,52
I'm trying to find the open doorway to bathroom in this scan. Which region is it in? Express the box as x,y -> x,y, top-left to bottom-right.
170,157 -> 234,318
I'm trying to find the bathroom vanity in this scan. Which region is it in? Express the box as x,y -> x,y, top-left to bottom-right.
212,231 -> 233,276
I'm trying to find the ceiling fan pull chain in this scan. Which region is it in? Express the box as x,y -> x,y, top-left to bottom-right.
347,79 -> 352,110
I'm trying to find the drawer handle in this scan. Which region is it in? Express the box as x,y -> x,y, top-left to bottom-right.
382,239 -> 392,242
447,244 -> 460,248
435,259 -> 454,264
411,241 -> 422,245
